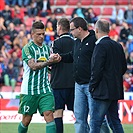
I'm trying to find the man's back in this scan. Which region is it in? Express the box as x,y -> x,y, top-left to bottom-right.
51,33 -> 75,89
90,37 -> 127,100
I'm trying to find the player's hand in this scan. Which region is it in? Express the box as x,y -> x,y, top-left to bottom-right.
49,53 -> 61,63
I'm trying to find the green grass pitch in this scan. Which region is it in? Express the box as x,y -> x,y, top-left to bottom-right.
0,123 -> 133,133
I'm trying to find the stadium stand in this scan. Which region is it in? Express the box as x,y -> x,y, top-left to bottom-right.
104,0 -> 117,5
68,0 -> 79,5
102,7 -> 113,16
81,0 -> 92,5
93,7 -> 101,16
65,7 -> 74,15
130,0 -> 133,4
50,0 -> 55,5
92,0 -> 104,5
55,0 -> 67,6
117,0 -> 129,5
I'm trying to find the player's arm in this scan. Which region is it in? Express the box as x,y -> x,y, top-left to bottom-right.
28,53 -> 61,71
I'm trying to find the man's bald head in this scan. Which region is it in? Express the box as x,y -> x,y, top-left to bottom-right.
95,19 -> 110,34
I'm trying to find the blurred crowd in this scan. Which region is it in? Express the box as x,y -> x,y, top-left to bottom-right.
0,0 -> 133,92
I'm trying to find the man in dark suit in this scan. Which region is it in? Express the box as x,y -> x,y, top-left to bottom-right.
89,19 -> 127,133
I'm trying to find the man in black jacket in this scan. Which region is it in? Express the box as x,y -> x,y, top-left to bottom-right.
89,19 -> 127,133
50,18 -> 75,133
61,17 -> 110,133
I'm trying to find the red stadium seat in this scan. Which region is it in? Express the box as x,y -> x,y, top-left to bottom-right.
117,0 -> 129,5
50,0 -> 54,5
65,8 -> 74,15
93,7 -> 101,16
40,17 -> 48,25
55,0 -> 67,5
102,7 -> 113,15
93,0 -> 104,5
81,0 -> 92,5
25,17 -> 34,27
104,0 -> 116,5
130,0 -> 133,4
68,0 -> 79,5
25,17 -> 47,28
0,0 -> 5,11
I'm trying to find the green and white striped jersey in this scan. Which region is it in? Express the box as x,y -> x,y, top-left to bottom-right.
21,41 -> 51,95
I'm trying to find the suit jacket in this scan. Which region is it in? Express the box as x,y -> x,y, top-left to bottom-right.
89,37 -> 127,100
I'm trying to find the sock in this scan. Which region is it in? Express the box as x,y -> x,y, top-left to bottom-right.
18,121 -> 28,133
46,120 -> 56,133
54,117 -> 63,133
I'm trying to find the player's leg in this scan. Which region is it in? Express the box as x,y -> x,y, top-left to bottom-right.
53,89 -> 65,133
39,93 -> 56,133
54,109 -> 63,133
43,110 -> 56,133
18,94 -> 38,133
18,114 -> 32,133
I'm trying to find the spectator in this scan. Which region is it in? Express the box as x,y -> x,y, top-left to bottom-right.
4,62 -> 18,92
5,0 -> 17,7
7,22 -> 18,42
8,44 -> 22,59
110,2 -> 124,25
0,18 -> 7,37
124,3 -> 133,28
127,51 -> 133,74
119,21 -> 133,45
39,0 -> 51,17
1,5 -> 12,27
108,23 -> 119,42
13,30 -> 28,48
8,51 -> 21,79
17,0 -> 31,7
71,2 -> 86,19
47,13 -> 57,31
27,0 -> 38,17
45,21 -> 55,47
127,35 -> 133,54
85,7 -> 98,24
19,23 -> 30,35
119,40 -> 128,59
1,35 -> 12,58
33,15 -> 41,22
123,71 -> 133,92
27,33 -> 32,42
0,35 -> 4,55
0,55 -> 6,85
12,5 -> 24,25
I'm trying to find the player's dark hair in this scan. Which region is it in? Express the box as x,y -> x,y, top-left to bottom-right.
31,21 -> 45,31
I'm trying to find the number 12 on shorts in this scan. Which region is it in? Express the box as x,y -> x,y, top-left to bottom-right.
24,105 -> 30,113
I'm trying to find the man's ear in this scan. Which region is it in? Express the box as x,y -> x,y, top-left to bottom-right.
95,28 -> 98,34
58,25 -> 61,31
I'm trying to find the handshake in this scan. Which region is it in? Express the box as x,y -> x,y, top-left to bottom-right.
48,53 -> 61,63
37,53 -> 61,64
